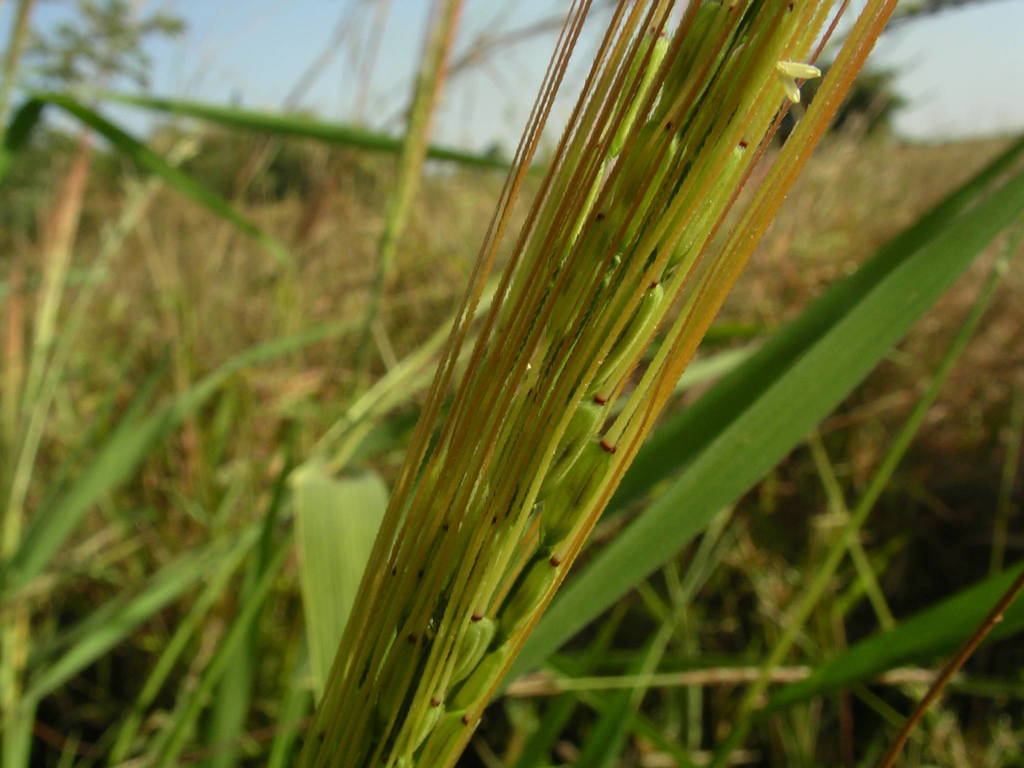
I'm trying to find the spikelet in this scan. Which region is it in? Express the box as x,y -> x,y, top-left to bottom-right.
448,617 -> 495,686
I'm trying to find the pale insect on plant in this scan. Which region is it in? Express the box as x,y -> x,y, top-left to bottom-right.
298,1 -> 899,766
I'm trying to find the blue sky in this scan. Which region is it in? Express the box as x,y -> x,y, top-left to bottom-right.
6,0 -> 1024,149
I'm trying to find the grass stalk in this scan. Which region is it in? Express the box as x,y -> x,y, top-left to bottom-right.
353,0 -> 465,384
1,263 -> 25,468
353,0 -> 393,123
301,2 -> 896,766
0,0 -> 36,124
148,534 -> 292,768
2,138 -> 196,595
2,129 -> 91,768
807,431 -> 896,630
107,531 -> 254,763
876,566 -> 1024,768
991,382 -> 1024,575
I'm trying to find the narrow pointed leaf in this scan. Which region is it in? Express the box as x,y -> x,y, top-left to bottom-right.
0,98 -> 45,180
97,92 -> 508,169
28,92 -> 293,265
514,145 -> 1024,678
23,529 -> 257,703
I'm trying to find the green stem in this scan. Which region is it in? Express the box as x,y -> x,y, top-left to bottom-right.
807,431 -> 895,630
991,384 -> 1024,575
0,0 -> 36,126
353,0 -> 465,385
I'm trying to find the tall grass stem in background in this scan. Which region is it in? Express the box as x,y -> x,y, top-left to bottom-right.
991,380 -> 1024,575
353,0 -> 465,385
1,126 -> 91,766
353,0 -> 394,123
300,2 -> 898,766
877,565 -> 1024,768
0,0 -> 36,122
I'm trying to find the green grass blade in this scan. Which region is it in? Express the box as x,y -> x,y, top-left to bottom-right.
710,236 -> 1015,767
107,532 -> 256,763
266,642 -> 311,768
574,631 -> 668,768
2,365 -> 166,593
1,694 -> 35,768
674,344 -> 759,393
3,321 -> 354,594
766,561 -> 1024,713
23,528 -> 257,703
513,146 -> 1024,679
97,92 -> 508,169
204,642 -> 253,768
292,464 -> 388,699
203,441 -> 298,768
510,604 -> 629,768
510,694 -> 574,768
28,92 -> 293,266
0,98 -> 44,180
613,134 -> 1024,511
352,0 -> 463,383
148,534 -> 293,768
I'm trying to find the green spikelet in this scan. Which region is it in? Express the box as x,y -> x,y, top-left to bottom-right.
540,443 -> 612,546
415,711 -> 468,767
667,143 -> 749,276
610,32 -> 670,158
499,556 -> 560,638
538,401 -> 603,497
451,645 -> 512,711
449,617 -> 496,686
407,700 -> 443,756
592,282 -> 665,403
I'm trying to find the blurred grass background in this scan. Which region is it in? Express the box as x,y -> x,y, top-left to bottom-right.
1,1 -> 1024,766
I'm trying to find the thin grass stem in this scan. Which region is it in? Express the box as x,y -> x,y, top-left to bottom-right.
875,566 -> 1024,768
353,0 -> 465,385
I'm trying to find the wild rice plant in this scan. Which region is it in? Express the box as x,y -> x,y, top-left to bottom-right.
299,1 -> 898,766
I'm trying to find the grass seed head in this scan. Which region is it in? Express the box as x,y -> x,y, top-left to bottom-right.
300,2 -> 898,765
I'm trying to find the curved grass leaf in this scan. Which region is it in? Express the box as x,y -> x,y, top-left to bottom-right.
2,320 -> 354,595
3,94 -> 293,266
97,92 -> 509,169
0,98 -> 44,179
204,440 -> 300,768
574,630 -> 669,768
513,137 -> 1024,679
266,643 -> 311,768
107,531 -> 258,763
148,535 -> 293,768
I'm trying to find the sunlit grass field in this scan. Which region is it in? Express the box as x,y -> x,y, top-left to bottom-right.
3,119 -> 1021,765
2,2 -> 1024,761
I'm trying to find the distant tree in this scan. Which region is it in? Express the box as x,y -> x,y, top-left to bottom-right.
26,0 -> 184,90
3,2 -> 185,244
